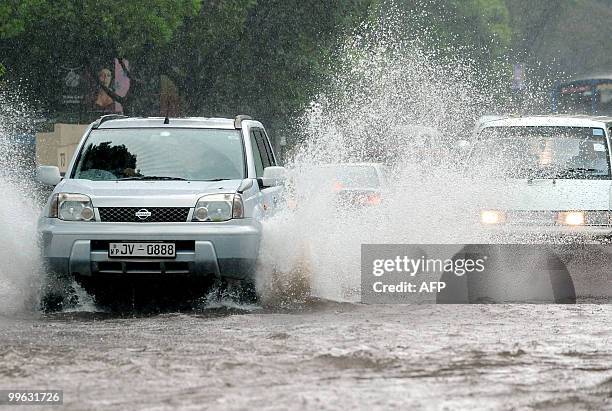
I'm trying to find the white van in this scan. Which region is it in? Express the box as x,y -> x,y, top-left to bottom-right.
446,115 -> 612,303
472,115 -> 612,239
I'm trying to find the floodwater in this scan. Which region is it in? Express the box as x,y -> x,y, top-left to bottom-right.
1,11 -> 611,411
0,302 -> 610,410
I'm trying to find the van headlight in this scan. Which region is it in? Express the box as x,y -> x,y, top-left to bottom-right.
480,209 -> 506,225
557,211 -> 585,226
49,193 -> 95,221
557,211 -> 612,226
193,194 -> 244,222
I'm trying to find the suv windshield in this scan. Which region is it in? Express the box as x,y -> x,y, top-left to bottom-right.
72,128 -> 245,181
471,126 -> 610,179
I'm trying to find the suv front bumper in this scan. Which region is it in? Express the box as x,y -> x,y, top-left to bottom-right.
39,218 -> 262,280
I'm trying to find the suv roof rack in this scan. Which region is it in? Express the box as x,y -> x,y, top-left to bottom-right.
92,114 -> 129,129
234,115 -> 252,129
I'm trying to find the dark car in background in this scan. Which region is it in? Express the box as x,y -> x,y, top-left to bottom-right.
287,163 -> 388,211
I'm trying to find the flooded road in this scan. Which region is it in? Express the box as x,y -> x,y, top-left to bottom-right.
1,303 -> 610,410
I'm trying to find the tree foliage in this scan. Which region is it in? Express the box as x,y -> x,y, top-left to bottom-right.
1,0 -> 519,133
171,1 -> 374,117
0,0 -> 42,39
1,0 -> 200,113
506,0 -> 609,77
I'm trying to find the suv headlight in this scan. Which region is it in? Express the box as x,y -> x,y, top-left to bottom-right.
49,193 -> 95,221
193,194 -> 243,222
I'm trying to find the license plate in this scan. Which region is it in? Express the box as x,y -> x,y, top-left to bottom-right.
108,242 -> 176,258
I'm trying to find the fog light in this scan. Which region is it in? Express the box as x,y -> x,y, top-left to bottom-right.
81,206 -> 95,221
558,211 -> 585,226
194,207 -> 209,222
480,209 -> 505,225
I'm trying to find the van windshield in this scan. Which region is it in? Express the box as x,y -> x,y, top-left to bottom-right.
72,128 -> 245,181
471,126 -> 610,179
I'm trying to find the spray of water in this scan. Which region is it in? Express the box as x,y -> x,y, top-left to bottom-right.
0,85 -> 42,315
256,8 -> 506,303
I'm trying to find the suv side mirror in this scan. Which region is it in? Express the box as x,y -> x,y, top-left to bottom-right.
37,166 -> 62,186
261,166 -> 287,188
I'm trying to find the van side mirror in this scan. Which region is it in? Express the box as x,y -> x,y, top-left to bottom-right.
37,166 -> 62,186
261,166 -> 287,188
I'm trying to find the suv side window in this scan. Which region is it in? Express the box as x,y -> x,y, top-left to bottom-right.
250,130 -> 265,177
252,129 -> 272,169
257,130 -> 276,166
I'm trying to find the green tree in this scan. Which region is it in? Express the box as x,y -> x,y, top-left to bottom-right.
2,0 -> 513,131
0,0 -> 42,39
374,0 -> 511,71
1,0 -> 201,114
505,0 -> 609,76
167,0 -> 374,144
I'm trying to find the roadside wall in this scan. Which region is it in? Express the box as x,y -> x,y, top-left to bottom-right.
36,124 -> 88,174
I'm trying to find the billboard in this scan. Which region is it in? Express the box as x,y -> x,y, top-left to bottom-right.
60,58 -> 130,115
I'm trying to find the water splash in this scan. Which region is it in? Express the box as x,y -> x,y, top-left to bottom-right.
256,9 -> 503,302
0,85 -> 42,315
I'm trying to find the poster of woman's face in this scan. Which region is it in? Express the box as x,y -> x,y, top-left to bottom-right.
95,68 -> 114,110
87,59 -> 130,114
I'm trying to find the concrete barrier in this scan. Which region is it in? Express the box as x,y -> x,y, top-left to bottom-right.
36,124 -> 88,174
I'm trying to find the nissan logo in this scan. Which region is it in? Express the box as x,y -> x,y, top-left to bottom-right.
135,209 -> 152,220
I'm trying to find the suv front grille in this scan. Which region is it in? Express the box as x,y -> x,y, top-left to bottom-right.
94,261 -> 191,275
98,207 -> 190,223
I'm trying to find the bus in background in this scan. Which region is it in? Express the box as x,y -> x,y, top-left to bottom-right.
552,73 -> 612,115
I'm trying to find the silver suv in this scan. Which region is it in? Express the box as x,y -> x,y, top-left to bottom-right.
37,115 -> 286,304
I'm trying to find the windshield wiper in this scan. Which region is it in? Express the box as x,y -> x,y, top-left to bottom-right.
515,166 -> 551,181
556,168 -> 601,178
564,168 -> 599,174
118,176 -> 186,181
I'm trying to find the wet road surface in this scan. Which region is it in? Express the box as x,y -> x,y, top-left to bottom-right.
0,302 -> 610,410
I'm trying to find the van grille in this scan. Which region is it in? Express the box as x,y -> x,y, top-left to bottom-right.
98,207 -> 190,223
